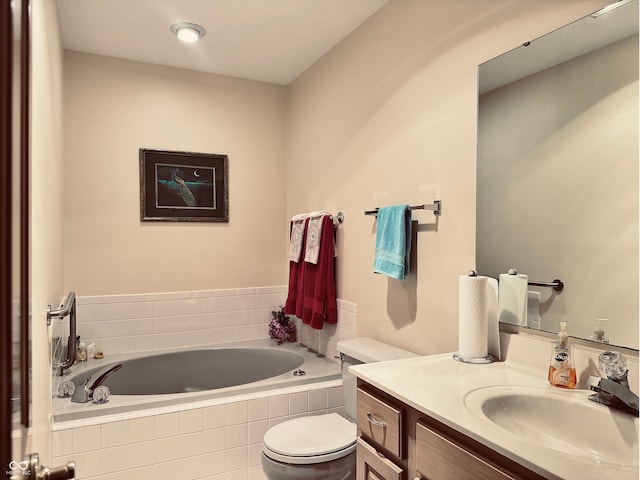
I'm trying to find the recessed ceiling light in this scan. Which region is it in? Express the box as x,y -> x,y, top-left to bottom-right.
170,22 -> 206,43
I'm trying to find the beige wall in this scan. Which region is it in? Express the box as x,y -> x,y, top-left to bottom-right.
284,0 -> 610,355
61,1 -> 612,356
63,53 -> 288,295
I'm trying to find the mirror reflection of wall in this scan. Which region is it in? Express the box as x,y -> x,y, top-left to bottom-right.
477,0 -> 639,349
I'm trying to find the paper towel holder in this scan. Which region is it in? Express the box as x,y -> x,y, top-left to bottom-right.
454,270 -> 495,365
506,268 -> 564,293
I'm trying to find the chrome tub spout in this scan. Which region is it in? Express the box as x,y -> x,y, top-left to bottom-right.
71,363 -> 123,403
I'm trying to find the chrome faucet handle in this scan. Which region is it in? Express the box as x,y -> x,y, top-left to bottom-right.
599,351 -> 628,380
71,363 -> 122,403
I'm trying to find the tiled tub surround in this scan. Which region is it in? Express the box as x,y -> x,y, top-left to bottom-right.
52,381 -> 345,480
50,287 -> 357,479
51,286 -> 356,361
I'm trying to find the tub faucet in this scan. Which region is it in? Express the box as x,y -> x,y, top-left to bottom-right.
71,363 -> 123,403
587,351 -> 638,417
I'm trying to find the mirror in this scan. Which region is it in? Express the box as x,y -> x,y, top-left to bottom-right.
477,0 -> 639,349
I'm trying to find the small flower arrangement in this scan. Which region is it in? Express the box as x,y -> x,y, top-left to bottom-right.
269,306 -> 297,345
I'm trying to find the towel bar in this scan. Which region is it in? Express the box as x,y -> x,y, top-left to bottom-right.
364,200 -> 441,217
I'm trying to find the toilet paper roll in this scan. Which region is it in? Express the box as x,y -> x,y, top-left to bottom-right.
498,273 -> 528,326
458,275 -> 490,360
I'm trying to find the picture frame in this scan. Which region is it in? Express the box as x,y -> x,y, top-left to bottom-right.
140,149 -> 229,222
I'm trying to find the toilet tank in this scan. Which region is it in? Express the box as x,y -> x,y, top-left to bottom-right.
337,338 -> 418,421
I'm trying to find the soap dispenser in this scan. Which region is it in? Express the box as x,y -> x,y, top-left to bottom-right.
590,318 -> 610,344
548,322 -> 576,389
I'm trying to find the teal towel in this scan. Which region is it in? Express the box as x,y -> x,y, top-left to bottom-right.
373,205 -> 412,280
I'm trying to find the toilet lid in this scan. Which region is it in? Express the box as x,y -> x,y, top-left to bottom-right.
263,413 -> 357,464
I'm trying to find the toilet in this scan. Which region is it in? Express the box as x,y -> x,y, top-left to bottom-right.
261,338 -> 417,480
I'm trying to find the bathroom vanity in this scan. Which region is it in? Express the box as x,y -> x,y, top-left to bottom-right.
356,381 -> 545,480
351,333 -> 639,480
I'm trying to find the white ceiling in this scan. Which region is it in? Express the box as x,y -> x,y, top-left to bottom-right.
56,0 -> 389,85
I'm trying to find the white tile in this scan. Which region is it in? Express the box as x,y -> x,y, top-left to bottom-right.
179,409 -> 203,434
248,398 -> 269,422
135,335 -> 153,352
226,468 -> 248,480
155,413 -> 179,438
203,405 -> 226,430
327,386 -> 344,408
248,443 -> 264,467
179,432 -> 203,457
203,427 -> 226,453
153,436 -> 180,462
98,320 -> 118,339
226,401 -> 248,425
233,326 -> 249,342
100,445 -> 130,474
51,429 -> 73,457
219,312 -> 235,327
226,424 -> 248,448
218,296 -> 235,312
203,451 -> 226,475
73,425 -> 101,453
268,395 -> 289,418
71,450 -> 101,478
153,315 -> 187,333
226,446 -> 248,471
235,288 -> 256,296
147,460 -> 180,479
247,420 -> 269,445
247,465 -> 269,480
128,441 -> 155,468
152,331 -> 190,350
179,456 -> 203,480
289,391 -> 308,415
308,389 -> 328,412
101,420 -> 129,448
152,299 -> 187,317
234,310 -> 250,326
187,296 -> 219,314
116,336 -> 136,354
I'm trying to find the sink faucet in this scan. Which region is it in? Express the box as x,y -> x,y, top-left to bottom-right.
71,363 -> 123,403
587,351 -> 639,417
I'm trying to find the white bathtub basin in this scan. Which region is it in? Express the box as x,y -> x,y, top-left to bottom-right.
463,385 -> 639,467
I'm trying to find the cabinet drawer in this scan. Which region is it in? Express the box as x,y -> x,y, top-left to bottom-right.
356,437 -> 405,480
415,421 -> 515,480
357,387 -> 404,458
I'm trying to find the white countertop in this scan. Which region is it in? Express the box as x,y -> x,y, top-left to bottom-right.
350,352 -> 639,480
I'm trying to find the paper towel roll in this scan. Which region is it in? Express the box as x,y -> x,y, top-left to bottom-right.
486,277 -> 500,360
498,273 -> 528,326
458,275 -> 490,360
527,291 -> 541,329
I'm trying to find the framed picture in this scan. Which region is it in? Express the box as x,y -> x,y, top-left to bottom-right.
140,149 -> 229,222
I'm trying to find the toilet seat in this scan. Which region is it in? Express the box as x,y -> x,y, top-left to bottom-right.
262,413 -> 357,465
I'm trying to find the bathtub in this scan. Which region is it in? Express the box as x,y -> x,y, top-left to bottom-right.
53,339 -> 341,423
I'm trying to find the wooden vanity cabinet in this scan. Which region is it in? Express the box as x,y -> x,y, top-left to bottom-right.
356,380 -> 546,480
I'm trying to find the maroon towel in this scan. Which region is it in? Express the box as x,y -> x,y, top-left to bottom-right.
284,215 -> 337,329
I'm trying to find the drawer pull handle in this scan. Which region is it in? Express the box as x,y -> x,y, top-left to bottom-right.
366,412 -> 386,427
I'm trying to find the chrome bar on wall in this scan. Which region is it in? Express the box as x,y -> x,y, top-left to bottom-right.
528,279 -> 564,293
48,292 -> 77,375
364,200 -> 442,217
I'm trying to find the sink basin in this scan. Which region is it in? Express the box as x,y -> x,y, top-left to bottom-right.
464,385 -> 639,467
